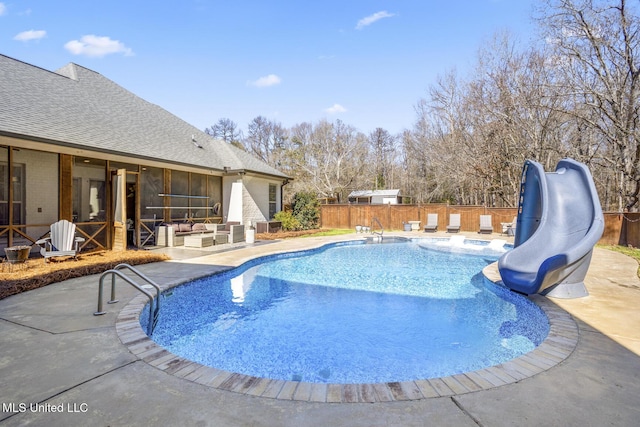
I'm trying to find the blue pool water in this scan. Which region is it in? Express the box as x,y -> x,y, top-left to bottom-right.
145,238 -> 549,384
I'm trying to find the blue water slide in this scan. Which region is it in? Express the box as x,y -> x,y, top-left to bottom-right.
498,158 -> 604,298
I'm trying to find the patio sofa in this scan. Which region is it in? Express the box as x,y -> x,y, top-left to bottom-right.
156,222 -> 212,247
155,221 -> 245,246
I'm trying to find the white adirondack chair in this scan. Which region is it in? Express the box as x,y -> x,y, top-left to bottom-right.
35,220 -> 85,262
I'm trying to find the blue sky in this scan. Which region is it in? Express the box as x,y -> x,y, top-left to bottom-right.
0,1 -> 536,136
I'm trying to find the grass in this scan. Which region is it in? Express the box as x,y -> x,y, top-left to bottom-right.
300,228 -> 354,237
255,228 -> 353,240
0,250 -> 169,300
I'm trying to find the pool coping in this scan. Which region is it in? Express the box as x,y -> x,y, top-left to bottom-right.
115,244 -> 578,403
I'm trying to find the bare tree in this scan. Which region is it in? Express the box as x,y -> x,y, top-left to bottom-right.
283,120 -> 368,202
368,128 -> 396,189
466,32 -> 571,206
412,32 -> 581,207
205,118 -> 243,147
245,116 -> 288,167
540,0 -> 640,211
415,69 -> 481,204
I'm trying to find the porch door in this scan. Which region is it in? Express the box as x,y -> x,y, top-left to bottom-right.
112,169 -> 127,251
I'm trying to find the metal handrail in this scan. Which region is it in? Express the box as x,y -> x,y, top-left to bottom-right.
93,264 -> 161,335
371,217 -> 384,236
112,263 -> 161,311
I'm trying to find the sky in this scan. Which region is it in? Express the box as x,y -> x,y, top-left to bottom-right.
0,1 -> 536,136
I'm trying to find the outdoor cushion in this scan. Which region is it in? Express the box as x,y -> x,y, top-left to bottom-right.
192,223 -> 207,231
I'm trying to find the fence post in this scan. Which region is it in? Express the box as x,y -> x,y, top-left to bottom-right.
446,201 -> 450,225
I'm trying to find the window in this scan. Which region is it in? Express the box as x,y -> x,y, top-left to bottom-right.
140,166 -> 163,220
269,184 -> 277,219
167,171 -> 213,220
0,161 -> 25,225
170,170 -> 189,221
190,173 -> 207,219
73,158 -> 106,222
207,175 -> 222,218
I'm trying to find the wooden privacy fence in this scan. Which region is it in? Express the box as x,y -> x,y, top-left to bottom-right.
319,204 -> 640,248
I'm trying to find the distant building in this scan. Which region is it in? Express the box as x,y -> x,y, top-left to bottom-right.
347,189 -> 403,205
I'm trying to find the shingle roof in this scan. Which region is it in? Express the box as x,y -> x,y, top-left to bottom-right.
0,54 -> 288,179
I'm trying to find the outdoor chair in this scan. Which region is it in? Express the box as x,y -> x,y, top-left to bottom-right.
424,213 -> 438,232
479,215 -> 493,234
35,219 -> 85,262
446,214 -> 461,233
206,221 -> 245,244
501,216 -> 518,236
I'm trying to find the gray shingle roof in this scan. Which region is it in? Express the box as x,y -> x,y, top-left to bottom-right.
0,54 -> 288,179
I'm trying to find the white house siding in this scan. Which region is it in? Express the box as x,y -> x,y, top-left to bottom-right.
242,175 -> 271,225
224,175 -> 280,225
227,180 -> 244,224
371,196 -> 398,205
15,149 -> 58,238
221,176 -> 235,222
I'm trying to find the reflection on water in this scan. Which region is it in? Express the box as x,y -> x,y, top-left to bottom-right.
230,267 -> 258,303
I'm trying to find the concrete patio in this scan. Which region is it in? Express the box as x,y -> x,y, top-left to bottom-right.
1,232 -> 639,426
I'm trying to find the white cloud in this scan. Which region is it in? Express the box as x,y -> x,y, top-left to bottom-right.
356,11 -> 395,30
64,35 -> 134,58
247,74 -> 281,88
0,3 -> 6,16
14,30 -> 46,42
325,103 -> 347,114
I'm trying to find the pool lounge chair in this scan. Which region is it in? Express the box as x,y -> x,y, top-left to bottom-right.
446,214 -> 461,233
424,213 -> 438,232
479,215 -> 493,234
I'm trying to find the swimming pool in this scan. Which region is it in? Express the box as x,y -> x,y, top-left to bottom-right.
145,238 -> 549,384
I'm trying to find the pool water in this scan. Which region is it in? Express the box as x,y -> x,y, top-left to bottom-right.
146,239 -> 549,384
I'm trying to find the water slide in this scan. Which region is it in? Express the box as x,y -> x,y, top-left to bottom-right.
498,158 -> 604,298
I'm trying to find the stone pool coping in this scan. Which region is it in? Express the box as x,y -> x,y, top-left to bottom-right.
116,244 -> 578,403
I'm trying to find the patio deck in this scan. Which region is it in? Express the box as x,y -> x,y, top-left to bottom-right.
1,231 -> 639,426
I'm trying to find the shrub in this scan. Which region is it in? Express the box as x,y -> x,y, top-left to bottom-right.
274,210 -> 301,231
292,191 -> 320,230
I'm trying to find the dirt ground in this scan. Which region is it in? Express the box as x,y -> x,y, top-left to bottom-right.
0,250 -> 169,300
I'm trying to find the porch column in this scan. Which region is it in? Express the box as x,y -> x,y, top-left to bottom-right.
227,180 -> 244,223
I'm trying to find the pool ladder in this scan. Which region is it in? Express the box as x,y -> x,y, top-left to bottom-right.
93,263 -> 161,336
371,217 -> 384,242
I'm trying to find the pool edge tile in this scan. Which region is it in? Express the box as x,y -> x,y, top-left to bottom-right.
261,380 -> 286,399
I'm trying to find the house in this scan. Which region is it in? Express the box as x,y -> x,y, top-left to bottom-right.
347,189 -> 404,205
0,54 -> 289,252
